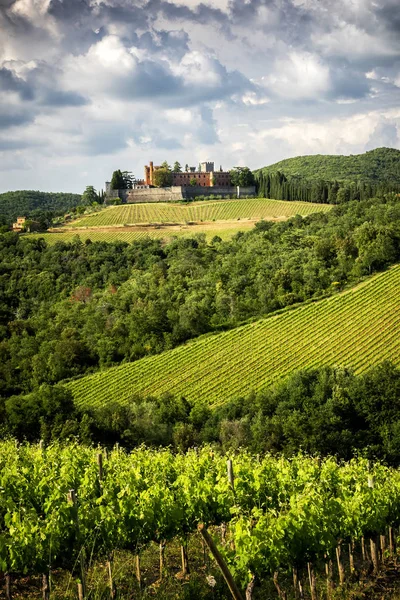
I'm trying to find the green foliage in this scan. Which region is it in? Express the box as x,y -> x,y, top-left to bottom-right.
229,166 -> 254,187
0,190 -> 82,224
161,160 -> 171,171
82,186 -> 98,204
190,178 -> 197,186
68,264 -> 400,410
110,170 -> 125,190
153,168 -> 173,187
173,161 -> 182,172
255,148 -> 400,203
0,440 -> 399,590
0,195 -> 399,404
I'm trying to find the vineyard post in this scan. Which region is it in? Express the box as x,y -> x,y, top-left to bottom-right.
292,568 -> 300,600
159,540 -> 166,580
107,556 -> 116,599
349,541 -> 355,576
307,563 -> 317,600
77,583 -> 84,600
336,544 -> 345,585
367,473 -> 379,574
389,527 -> 396,557
42,573 -> 50,600
97,453 -> 103,483
5,572 -> 11,600
380,534 -> 386,563
135,554 -> 141,589
325,556 -> 334,599
67,489 -> 86,596
198,524 -> 244,600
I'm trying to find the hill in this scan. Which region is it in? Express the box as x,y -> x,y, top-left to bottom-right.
256,147 -> 400,183
254,147 -> 400,203
0,190 -> 82,223
68,198 -> 330,228
67,264 -> 400,409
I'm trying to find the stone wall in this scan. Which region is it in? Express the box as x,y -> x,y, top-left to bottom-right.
123,186 -> 256,204
125,187 -> 184,203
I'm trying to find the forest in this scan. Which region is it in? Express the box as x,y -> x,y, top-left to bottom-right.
0,190 -> 83,225
254,147 -> 400,204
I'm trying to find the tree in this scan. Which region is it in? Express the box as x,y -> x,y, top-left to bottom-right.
198,163 -> 201,172
173,161 -> 182,173
82,186 -> 98,205
185,164 -> 189,172
229,167 -> 255,187
153,168 -> 173,187
190,178 -> 197,187
121,171 -> 135,189
110,170 -> 125,190
161,160 -> 171,171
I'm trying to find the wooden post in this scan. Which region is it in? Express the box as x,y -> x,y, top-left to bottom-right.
42,573 -> 50,600
181,543 -> 189,576
389,527 -> 396,557
159,540 -> 166,580
292,567 -> 299,600
97,452 -> 103,482
325,557 -> 334,599
67,489 -> 85,597
5,572 -> 12,600
349,541 -> 355,575
227,459 -> 234,490
307,563 -> 317,600
198,524 -> 244,600
77,583 -> 84,600
107,557 -> 115,599
336,545 -> 345,585
367,473 -> 379,574
135,554 -> 141,590
380,534 -> 386,562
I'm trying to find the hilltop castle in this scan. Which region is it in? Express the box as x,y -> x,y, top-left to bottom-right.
105,159 -> 255,203
144,161 -> 231,187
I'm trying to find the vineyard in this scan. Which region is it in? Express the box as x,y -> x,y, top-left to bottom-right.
70,199 -> 331,228
67,264 -> 400,410
1,441 -> 399,599
27,220 -> 256,245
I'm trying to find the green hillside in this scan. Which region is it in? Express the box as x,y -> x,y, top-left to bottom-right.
70,198 -> 330,228
256,147 -> 400,184
67,265 -> 400,410
0,190 -> 82,223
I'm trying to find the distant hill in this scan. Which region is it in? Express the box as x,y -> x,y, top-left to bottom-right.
256,147 -> 400,183
0,190 -> 82,224
254,147 -> 400,203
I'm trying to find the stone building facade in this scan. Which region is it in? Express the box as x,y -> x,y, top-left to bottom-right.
144,161 -> 231,188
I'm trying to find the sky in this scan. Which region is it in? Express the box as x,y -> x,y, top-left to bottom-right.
0,0 -> 400,193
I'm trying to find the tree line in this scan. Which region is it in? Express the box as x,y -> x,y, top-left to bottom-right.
255,170 -> 400,204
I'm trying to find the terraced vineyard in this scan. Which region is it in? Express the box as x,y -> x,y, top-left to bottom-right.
67,265 -> 400,409
71,198 -> 331,227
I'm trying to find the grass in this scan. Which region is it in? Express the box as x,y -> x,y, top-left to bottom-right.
67,265 -> 400,410
69,198 -> 331,228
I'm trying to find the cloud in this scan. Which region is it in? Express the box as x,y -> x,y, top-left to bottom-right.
0,0 -> 399,192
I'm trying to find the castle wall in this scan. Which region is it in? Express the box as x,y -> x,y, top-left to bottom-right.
124,186 -> 256,203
